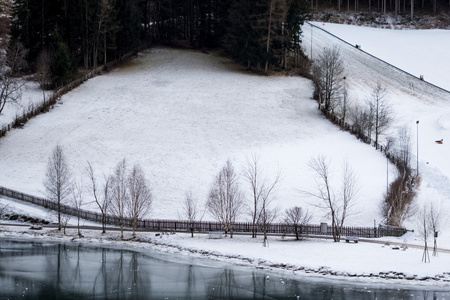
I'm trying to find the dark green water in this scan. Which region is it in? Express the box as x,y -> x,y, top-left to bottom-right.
0,238 -> 448,299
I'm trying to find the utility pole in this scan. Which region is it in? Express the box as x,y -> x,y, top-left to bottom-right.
416,120 -> 419,175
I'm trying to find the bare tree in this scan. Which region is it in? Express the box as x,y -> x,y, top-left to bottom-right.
0,73 -> 23,114
383,170 -> 417,227
341,79 -> 350,123
252,166 -> 280,247
207,160 -> 244,238
242,155 -> 263,238
86,161 -> 111,233
313,46 -> 344,113
350,103 -> 374,141
263,0 -> 287,75
127,163 -> 152,238
94,0 -> 118,69
6,41 -> 28,74
338,159 -> 359,227
44,145 -> 72,231
428,202 -> 441,257
109,159 -> 128,240
396,125 -> 412,173
306,156 -> 359,242
258,181 -> 279,247
284,206 -> 313,240
71,177 -> 85,237
60,212 -> 71,235
34,50 -> 52,101
243,154 -> 281,243
367,83 -> 392,149
417,204 -> 431,263
383,126 -> 418,227
180,190 -> 202,238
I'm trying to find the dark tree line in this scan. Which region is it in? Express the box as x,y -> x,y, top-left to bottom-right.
10,0 -> 142,86
8,0 -> 310,87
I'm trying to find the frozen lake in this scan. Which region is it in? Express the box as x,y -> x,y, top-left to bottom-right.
0,238 -> 448,299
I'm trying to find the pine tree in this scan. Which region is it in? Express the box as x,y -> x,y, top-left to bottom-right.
50,28 -> 76,87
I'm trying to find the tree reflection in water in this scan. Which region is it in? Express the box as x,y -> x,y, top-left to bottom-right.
0,238 -> 449,299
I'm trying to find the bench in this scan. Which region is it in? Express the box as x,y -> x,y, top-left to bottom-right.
345,236 -> 359,243
208,231 -> 224,239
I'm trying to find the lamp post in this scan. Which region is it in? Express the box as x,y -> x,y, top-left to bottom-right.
310,24 -> 313,59
416,120 -> 419,175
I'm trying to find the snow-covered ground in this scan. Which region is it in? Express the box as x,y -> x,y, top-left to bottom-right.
0,23 -> 450,286
307,22 -> 450,92
302,22 -> 450,248
0,79 -> 52,129
0,47 -> 390,227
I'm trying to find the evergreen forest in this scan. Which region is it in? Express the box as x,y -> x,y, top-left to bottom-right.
2,0 -> 449,86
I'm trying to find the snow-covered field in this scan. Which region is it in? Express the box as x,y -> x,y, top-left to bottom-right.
0,47 -> 390,227
1,23 -> 450,286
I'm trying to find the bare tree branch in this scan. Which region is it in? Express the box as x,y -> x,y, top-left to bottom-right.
306,155 -> 359,242
109,159 -> 128,240
367,83 -> 392,149
86,161 -> 111,233
0,73 -> 23,115
284,206 -> 313,240
313,45 -> 344,113
71,177 -> 84,237
207,160 -> 244,238
127,163 -> 152,238
44,145 -> 72,231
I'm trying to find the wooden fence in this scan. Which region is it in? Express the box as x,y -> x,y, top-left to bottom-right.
0,50 -> 138,138
0,185 -> 407,238
318,103 -> 406,169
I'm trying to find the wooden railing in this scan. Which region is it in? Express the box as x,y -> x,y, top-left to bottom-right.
0,185 -> 407,238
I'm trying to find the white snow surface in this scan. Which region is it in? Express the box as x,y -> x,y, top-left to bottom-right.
0,47 -> 390,227
0,23 -> 450,285
307,22 -> 450,91
302,22 -> 450,248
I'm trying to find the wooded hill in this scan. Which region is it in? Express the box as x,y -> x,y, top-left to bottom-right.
3,0 -> 448,86
7,0 -> 309,86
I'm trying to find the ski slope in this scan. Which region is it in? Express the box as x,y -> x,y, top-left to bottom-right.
302,23 -> 450,243
307,22 -> 450,92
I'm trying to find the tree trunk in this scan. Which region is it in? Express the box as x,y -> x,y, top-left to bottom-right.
265,0 -> 273,75
104,31 -> 107,66
102,213 -> 106,234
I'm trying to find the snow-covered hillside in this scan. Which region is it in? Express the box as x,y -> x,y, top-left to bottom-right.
0,23 -> 449,243
1,24 -> 450,286
307,22 -> 450,92
302,23 -> 450,246
0,48 -> 390,227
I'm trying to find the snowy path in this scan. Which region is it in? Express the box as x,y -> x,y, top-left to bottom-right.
2,222 -> 449,253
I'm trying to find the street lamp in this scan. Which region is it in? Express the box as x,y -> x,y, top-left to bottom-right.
416,120 -> 419,175
310,24 -> 313,59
